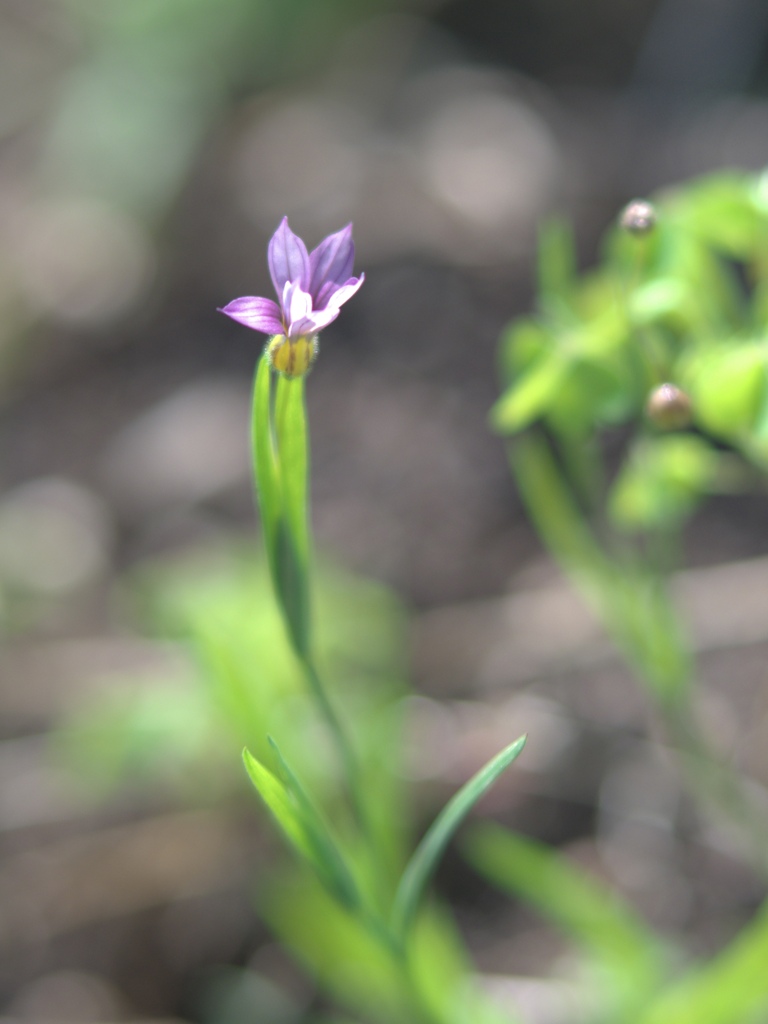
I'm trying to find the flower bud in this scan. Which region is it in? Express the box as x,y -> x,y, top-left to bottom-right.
645,383 -> 692,430
619,199 -> 656,236
267,334 -> 318,378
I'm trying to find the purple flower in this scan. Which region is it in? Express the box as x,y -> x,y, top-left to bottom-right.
220,217 -> 364,340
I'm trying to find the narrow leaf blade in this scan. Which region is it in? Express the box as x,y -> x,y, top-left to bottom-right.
391,735 -> 526,939
466,824 -> 665,990
637,900 -> 768,1024
243,745 -> 359,909
267,737 -> 360,910
490,354 -> 569,434
243,746 -> 310,856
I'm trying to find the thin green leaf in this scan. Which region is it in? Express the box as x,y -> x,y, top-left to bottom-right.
243,746 -> 359,910
637,900 -> 768,1024
685,342 -> 768,441
491,354 -> 570,433
608,435 -> 719,532
267,737 -> 360,911
263,870 -> 412,1024
408,904 -> 519,1024
243,746 -> 309,854
673,173 -> 759,258
391,735 -> 526,940
466,825 -> 665,991
498,318 -> 553,386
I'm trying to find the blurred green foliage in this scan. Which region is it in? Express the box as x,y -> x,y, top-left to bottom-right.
487,169 -> 768,1023
467,823 -> 768,1024
466,824 -> 669,1022
56,544 -> 517,1024
609,434 -> 719,532
60,546 -> 407,827
48,0 -> 417,218
493,170 -> 768,703
494,171 -> 768,484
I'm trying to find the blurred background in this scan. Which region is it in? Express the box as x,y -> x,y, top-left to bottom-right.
3,1 -> 768,1022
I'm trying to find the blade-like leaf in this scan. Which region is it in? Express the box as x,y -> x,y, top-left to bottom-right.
267,737 -> 360,911
391,736 -> 526,939
490,354 -> 570,434
243,746 -> 309,854
466,825 -> 665,990
637,900 -> 768,1024
608,435 -> 718,532
265,871 -> 519,1024
243,745 -> 359,910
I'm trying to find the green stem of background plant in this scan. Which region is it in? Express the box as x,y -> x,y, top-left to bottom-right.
511,431 -> 768,879
664,701 -> 768,879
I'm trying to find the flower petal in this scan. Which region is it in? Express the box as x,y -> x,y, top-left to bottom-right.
219,296 -> 284,334
314,271 -> 364,312
308,223 -> 355,306
292,307 -> 341,335
293,274 -> 365,334
268,217 -> 310,297
317,273 -> 365,314
282,280 -> 314,337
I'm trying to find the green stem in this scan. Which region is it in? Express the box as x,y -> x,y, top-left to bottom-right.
381,928 -> 461,1024
251,357 -> 372,845
664,700 -> 768,879
397,954 -> 449,1024
298,652 -> 371,843
512,430 -> 768,877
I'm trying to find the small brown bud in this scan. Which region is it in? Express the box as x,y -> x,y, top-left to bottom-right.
645,383 -> 692,430
619,199 -> 656,236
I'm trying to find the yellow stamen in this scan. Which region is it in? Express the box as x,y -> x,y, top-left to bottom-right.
267,334 -> 319,378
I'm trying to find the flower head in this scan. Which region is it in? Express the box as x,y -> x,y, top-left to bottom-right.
220,218 -> 364,377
